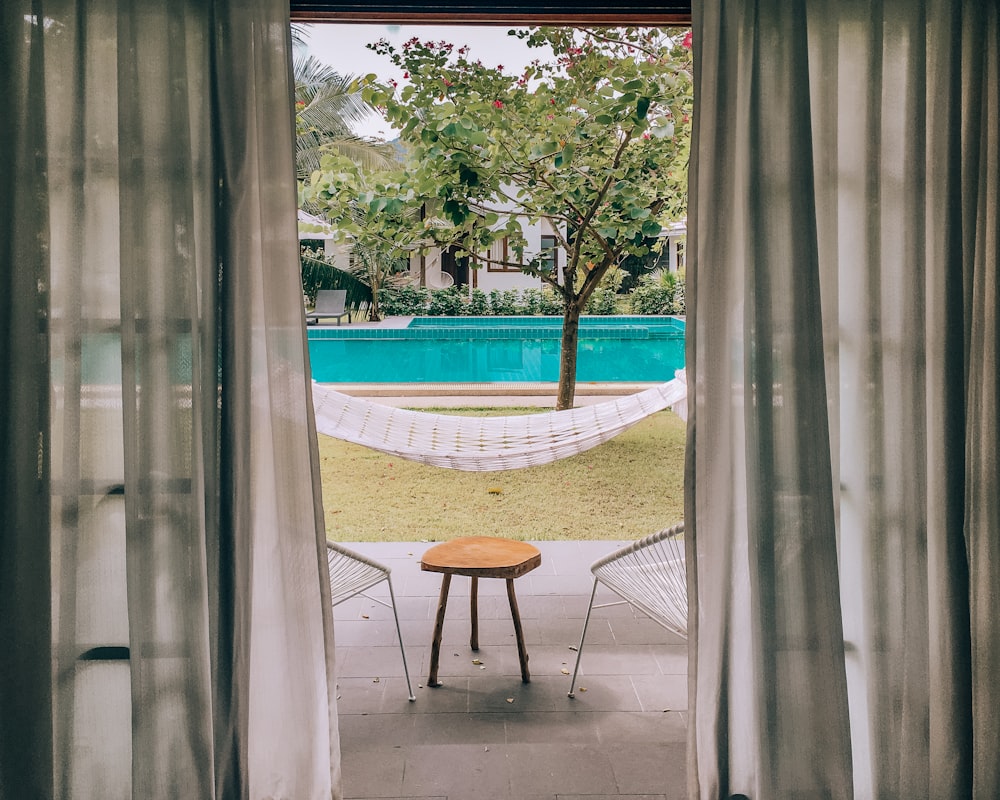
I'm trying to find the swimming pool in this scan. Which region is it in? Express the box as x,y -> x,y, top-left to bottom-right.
307,316 -> 685,383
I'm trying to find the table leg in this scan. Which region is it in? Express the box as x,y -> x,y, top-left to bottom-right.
428,573 -> 452,687
470,576 -> 479,651
506,578 -> 530,683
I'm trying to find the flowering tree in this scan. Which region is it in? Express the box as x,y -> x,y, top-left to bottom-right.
304,27 -> 692,408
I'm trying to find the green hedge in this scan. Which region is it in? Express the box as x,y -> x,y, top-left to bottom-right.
379,274 -> 685,318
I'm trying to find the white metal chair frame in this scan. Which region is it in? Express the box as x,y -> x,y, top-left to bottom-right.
326,541 -> 415,701
568,522 -> 686,698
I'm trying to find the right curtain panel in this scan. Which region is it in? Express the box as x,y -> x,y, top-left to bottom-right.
687,1 -> 999,798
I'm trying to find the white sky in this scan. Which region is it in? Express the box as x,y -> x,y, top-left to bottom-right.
303,24 -> 543,139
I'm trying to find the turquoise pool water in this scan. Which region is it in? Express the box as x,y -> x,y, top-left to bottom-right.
308,316 -> 685,383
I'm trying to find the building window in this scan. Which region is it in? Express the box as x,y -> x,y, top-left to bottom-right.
479,237 -> 521,272
539,234 -> 558,275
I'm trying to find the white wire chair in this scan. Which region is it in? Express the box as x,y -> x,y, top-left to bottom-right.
568,522 -> 687,698
326,542 -> 415,701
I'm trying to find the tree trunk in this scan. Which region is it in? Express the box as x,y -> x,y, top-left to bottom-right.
557,302 -> 581,410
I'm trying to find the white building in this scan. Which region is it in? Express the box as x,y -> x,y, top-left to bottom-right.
410,215 -> 564,293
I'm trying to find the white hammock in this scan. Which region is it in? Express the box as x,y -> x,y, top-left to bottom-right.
311,374 -> 687,472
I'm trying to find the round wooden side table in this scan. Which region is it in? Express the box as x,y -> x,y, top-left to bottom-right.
420,536 -> 542,686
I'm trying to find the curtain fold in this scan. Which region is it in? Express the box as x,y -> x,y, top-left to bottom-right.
0,2 -> 341,798
689,1 -> 999,798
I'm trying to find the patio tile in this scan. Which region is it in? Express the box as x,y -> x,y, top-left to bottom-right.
562,674 -> 643,711
651,645 -> 687,675
338,643 -> 422,679
399,743 -> 512,799
556,796 -> 666,800
506,742 -> 619,796
606,741 -> 687,797
410,711 -> 508,745
570,644 -> 664,676
593,711 -> 687,745
466,674 -> 570,712
346,797 -> 446,800
557,796 -> 667,800
524,615 -> 614,647
517,594 -> 572,619
503,711 -> 601,744
608,617 -> 678,646
630,675 -> 688,713
528,573 -> 599,596
340,745 -> 406,798
335,676 -> 388,714
405,678 -> 471,712
333,541 -> 689,799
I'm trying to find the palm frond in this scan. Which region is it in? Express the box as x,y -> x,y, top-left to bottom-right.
301,250 -> 372,309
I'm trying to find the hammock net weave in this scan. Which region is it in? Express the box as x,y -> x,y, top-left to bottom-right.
311,374 -> 687,472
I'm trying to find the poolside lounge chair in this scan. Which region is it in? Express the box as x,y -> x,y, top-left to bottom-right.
327,542 -> 416,701
568,522 -> 686,697
306,289 -> 350,325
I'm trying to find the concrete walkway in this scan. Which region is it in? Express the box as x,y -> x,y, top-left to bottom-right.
334,541 -> 688,800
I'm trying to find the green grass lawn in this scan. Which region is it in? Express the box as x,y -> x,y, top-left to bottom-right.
319,406 -> 686,542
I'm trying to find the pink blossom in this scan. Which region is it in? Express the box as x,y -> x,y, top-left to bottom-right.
682,30 -> 693,49
493,100 -> 503,109
403,72 -> 409,78
497,64 -> 504,71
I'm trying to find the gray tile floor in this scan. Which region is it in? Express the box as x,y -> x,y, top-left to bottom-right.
333,540 -> 688,800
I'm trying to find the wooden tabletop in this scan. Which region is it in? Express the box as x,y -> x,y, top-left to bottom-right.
421,536 -> 542,578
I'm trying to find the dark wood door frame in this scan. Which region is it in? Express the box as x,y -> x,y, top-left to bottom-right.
290,2 -> 692,25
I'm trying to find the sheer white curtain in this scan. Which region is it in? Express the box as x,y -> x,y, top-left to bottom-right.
687,0 -> 999,797
1,2 -> 340,798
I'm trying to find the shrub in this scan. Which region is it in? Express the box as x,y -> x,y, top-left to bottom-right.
517,288 -> 542,315
380,284 -> 430,316
427,286 -> 468,316
488,289 -> 519,316
467,288 -> 490,315
629,269 -> 686,315
585,288 -> 619,315
538,288 -> 565,316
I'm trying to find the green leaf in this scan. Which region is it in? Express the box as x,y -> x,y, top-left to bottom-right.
442,199 -> 466,223
559,142 -> 575,167
530,140 -> 560,159
458,165 -> 480,186
636,96 -> 651,120
641,219 -> 662,237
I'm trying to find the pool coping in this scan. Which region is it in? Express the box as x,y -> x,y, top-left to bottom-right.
326,381 -> 662,397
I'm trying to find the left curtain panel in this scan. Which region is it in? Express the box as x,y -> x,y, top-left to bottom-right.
0,2 -> 341,799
